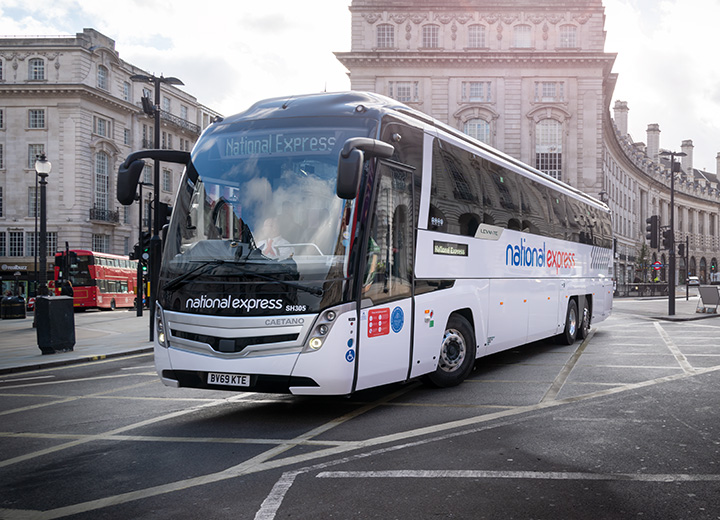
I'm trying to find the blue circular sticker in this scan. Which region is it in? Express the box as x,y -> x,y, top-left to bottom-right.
345,349 -> 355,362
391,306 -> 404,333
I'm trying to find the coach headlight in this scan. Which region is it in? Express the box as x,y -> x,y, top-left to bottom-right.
303,308 -> 342,352
155,304 -> 167,347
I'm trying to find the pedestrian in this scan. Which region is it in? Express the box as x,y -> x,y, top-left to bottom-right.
60,280 -> 74,297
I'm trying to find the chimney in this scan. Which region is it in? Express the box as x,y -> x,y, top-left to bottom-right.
681,140 -> 693,172
716,152 -> 720,176
646,124 -> 660,161
613,100 -> 629,136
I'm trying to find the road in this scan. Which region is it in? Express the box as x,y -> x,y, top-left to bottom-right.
0,301 -> 719,519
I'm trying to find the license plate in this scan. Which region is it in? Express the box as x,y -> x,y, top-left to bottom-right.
207,372 -> 250,387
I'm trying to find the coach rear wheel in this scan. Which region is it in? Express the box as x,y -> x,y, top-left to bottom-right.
577,299 -> 590,340
423,314 -> 476,388
557,299 -> 578,345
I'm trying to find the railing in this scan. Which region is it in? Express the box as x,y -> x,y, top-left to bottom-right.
159,110 -> 201,134
615,283 -> 669,298
89,205 -> 120,223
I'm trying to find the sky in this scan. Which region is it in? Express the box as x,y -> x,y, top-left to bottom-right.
1,0 -> 719,173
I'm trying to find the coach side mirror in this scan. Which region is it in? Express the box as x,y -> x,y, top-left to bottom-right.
336,138 -> 395,200
117,159 -> 145,206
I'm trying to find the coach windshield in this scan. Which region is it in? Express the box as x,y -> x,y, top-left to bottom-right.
158,116 -> 378,316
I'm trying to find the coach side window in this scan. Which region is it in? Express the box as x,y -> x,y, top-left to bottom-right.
428,138 -> 482,237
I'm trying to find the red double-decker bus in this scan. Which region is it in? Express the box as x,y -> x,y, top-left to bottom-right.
53,250 -> 140,310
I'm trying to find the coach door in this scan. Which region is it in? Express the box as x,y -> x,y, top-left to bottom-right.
354,121 -> 423,392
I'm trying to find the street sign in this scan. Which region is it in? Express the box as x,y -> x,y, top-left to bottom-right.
652,261 -> 662,270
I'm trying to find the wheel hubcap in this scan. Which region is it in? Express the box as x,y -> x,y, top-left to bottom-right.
439,329 -> 466,373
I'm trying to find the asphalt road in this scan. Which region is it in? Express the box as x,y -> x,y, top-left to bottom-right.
0,301 -> 718,519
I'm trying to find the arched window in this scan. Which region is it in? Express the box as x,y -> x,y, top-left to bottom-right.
422,24 -> 440,48
376,24 -> 395,48
468,25 -> 486,48
29,58 -> 45,80
559,25 -> 577,48
97,65 -> 109,90
95,152 -> 110,211
535,119 -> 562,180
464,119 -> 490,144
513,24 -> 532,48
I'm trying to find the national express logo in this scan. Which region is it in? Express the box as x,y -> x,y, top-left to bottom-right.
185,295 -> 283,312
505,238 -> 576,273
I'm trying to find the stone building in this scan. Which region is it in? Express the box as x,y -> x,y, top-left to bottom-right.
0,29 -> 220,297
336,0 -> 720,288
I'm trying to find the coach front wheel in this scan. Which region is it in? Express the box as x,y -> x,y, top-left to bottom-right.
577,299 -> 590,340
423,314 -> 476,388
557,299 -> 578,345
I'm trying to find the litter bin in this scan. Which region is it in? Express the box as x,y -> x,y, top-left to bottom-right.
35,295 -> 75,354
1,295 -> 26,319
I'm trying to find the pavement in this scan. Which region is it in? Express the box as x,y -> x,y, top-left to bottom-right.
0,292 -> 717,376
0,307 -> 153,374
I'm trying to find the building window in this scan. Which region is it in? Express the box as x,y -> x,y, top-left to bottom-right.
463,119 -> 491,144
122,81 -> 130,101
28,109 -> 46,129
29,58 -> 45,80
28,187 -> 38,218
462,81 -> 491,102
97,65 -> 109,90
95,152 -> 110,211
0,108 -> 4,129
0,231 -> 4,256
422,25 -> 440,48
0,187 -> 3,217
468,25 -> 486,48
162,96 -> 171,112
559,25 -> 577,48
124,128 -> 130,145
94,116 -> 111,138
513,25 -> 532,48
28,144 -> 45,169
143,163 -> 152,184
0,59 -> 3,81
377,24 -> 395,48
92,234 -> 110,253
535,119 -> 563,180
534,81 -> 564,102
180,105 -> 188,120
162,169 -> 173,192
0,143 -> 3,169
9,231 -> 24,256
389,81 -> 419,103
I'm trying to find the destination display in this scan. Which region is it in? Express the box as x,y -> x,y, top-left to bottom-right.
222,131 -> 339,158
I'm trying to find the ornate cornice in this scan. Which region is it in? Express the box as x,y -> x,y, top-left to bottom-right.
0,83 -> 139,114
359,12 -> 591,25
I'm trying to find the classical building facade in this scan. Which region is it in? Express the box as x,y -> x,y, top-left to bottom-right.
336,0 -> 720,288
0,29 -> 220,296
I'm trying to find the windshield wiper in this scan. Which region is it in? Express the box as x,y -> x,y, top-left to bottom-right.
163,260 -> 226,292
162,259 -> 323,296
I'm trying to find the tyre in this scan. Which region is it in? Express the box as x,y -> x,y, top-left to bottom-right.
557,299 -> 578,345
423,314 -> 477,388
577,299 -> 590,340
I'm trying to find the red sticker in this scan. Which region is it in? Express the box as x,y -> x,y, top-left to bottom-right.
368,308 -> 390,337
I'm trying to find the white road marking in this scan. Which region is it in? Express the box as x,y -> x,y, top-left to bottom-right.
315,469 -> 720,482
654,322 -> 696,374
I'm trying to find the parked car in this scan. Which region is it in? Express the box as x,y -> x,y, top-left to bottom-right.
687,276 -> 700,286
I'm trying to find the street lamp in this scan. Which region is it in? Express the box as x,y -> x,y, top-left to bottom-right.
34,153 -> 52,296
129,73 -> 183,339
659,150 -> 686,316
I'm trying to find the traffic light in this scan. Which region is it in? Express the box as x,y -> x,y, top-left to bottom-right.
645,215 -> 658,249
141,231 -> 151,259
712,261 -> 717,273
677,243 -> 685,258
128,243 -> 141,260
662,228 -> 673,250
158,202 -> 173,227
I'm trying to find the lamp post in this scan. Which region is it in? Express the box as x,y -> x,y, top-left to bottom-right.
34,154 -> 51,296
129,73 -> 183,339
659,150 -> 686,316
